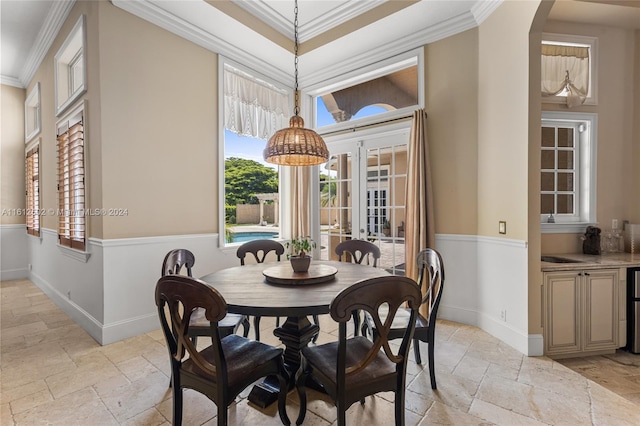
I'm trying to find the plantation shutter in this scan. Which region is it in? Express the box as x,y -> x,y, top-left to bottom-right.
57,118 -> 85,250
26,146 -> 40,236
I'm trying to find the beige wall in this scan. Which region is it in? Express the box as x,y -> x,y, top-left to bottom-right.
97,2 -> 219,238
1,85 -> 26,225
541,20 -> 638,253
478,1 -> 540,241
635,29 -> 640,224
17,1 -> 219,239
425,29 -> 479,236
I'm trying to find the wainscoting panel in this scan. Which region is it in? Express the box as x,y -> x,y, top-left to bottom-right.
1,225 -> 28,280
436,234 -> 537,355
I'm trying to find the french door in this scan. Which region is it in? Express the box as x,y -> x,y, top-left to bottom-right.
316,123 -> 409,275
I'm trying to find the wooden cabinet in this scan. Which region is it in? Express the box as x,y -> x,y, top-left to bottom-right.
543,268 -> 621,357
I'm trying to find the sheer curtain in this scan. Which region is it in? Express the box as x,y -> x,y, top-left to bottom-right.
405,109 -> 435,316
224,65 -> 290,139
541,44 -> 589,107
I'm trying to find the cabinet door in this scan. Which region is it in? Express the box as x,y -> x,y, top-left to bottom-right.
583,269 -> 619,351
544,271 -> 581,355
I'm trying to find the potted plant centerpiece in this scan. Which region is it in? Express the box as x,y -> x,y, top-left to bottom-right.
286,236 -> 316,273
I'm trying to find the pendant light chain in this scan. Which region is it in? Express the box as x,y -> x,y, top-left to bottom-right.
262,0 -> 329,166
293,0 -> 300,116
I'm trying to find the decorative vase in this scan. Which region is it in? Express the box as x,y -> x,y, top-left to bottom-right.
290,255 -> 311,273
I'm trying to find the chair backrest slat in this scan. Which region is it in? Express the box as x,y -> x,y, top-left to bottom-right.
334,239 -> 381,267
161,249 -> 195,277
236,239 -> 285,265
416,248 -> 445,323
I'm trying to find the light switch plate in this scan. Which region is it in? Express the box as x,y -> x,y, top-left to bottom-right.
499,221 -> 506,234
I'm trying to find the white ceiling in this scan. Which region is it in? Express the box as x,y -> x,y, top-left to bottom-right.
2,0 -> 639,89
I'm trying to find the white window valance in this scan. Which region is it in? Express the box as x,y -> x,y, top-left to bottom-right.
541,43 -> 589,108
224,65 -> 290,139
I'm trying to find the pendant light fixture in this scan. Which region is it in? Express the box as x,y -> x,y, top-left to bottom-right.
263,0 -> 329,166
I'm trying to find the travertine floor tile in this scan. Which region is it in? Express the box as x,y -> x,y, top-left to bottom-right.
2,279 -> 639,425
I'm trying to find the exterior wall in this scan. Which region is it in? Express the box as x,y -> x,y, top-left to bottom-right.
541,21 -> 638,253
235,204 -> 275,224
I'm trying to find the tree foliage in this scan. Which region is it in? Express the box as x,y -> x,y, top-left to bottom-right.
225,157 -> 278,205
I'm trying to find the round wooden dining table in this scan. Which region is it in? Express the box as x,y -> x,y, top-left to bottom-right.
199,260 -> 389,407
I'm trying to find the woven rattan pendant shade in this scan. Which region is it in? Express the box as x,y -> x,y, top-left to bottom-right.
263,0 -> 329,166
264,115 -> 329,166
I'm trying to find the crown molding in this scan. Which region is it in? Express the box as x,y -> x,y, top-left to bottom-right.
1,76 -> 24,88
234,0 -> 385,43
471,0 -> 503,25
20,0 -> 76,88
299,9 -> 479,88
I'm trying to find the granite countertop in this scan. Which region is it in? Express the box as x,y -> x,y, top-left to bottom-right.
541,252 -> 640,271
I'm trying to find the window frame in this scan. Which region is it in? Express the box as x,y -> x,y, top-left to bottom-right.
218,57 -> 291,249
25,83 -> 41,142
307,48 -> 424,134
54,15 -> 87,116
25,140 -> 40,237
541,33 -> 598,106
541,111 -> 597,234
56,101 -> 88,258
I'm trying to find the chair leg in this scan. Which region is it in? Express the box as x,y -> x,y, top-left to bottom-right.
241,315 -> 250,338
217,404 -> 227,426
428,341 -> 437,389
312,314 -> 319,343
413,337 -> 422,364
191,335 -> 198,348
276,316 -> 281,327
172,373 -> 183,426
336,400 -> 346,426
254,316 -> 261,341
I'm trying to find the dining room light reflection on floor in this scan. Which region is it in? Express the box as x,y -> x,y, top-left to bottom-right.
1,278 -> 639,425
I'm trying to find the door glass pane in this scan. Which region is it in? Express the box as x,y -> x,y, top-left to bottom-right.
558,128 -> 574,147
318,136 -> 407,276
320,152 -> 353,261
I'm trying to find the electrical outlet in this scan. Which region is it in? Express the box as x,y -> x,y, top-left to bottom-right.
67,290 -> 71,300
28,263 -> 32,270
612,219 -> 618,230
500,309 -> 507,321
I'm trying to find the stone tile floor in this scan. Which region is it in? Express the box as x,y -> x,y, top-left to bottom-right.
2,278 -> 640,425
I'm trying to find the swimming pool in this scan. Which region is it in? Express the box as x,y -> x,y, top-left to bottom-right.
230,231 -> 278,243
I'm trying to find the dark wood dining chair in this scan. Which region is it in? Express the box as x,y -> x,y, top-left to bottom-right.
362,248 -> 445,389
295,275 -> 421,426
334,239 -> 381,336
156,275 -> 291,426
162,249 -> 249,345
236,240 -> 286,341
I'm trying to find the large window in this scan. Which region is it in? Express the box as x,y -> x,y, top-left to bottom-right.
541,112 -> 597,233
220,60 -> 290,246
25,143 -> 40,237
57,103 -> 85,250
